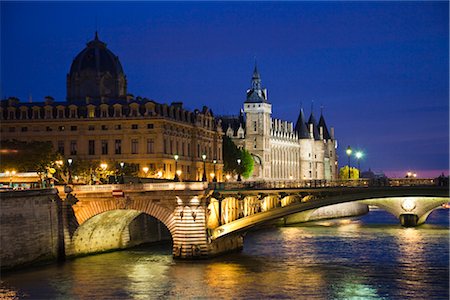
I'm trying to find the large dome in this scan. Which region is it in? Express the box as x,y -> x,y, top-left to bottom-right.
66,32 -> 127,102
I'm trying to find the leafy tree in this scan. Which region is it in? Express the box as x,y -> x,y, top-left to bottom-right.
339,166 -> 359,179
222,136 -> 241,174
222,136 -> 254,179
0,140 -> 58,173
240,149 -> 254,179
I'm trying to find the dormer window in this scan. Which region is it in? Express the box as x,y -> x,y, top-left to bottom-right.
45,108 -> 52,119
58,109 -> 65,119
87,106 -> 95,118
21,110 -> 28,120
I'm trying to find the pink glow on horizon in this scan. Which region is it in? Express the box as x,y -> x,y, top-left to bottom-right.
384,169 -> 449,179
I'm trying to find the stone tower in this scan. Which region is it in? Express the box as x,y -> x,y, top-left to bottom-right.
243,63 -> 272,179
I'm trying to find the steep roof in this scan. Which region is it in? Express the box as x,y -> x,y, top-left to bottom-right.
318,113 -> 331,140
294,108 -> 310,139
307,112 -> 320,140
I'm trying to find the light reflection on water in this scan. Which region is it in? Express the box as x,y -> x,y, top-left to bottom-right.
1,209 -> 448,299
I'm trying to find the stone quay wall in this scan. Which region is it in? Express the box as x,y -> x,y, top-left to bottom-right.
1,189 -> 64,270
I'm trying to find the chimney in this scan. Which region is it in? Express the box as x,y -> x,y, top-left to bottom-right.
330,127 -> 335,140
309,123 -> 314,139
319,126 -> 323,140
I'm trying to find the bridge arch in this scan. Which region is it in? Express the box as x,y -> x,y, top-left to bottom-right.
70,209 -> 172,255
72,197 -> 176,235
66,198 -> 176,256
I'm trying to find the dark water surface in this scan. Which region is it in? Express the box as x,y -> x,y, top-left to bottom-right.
1,209 -> 448,299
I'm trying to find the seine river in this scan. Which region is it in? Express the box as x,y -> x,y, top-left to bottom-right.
1,209 -> 448,299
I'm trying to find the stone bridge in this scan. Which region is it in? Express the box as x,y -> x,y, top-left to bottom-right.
57,180 -> 448,260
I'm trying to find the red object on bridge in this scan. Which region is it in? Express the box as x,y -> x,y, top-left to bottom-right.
112,190 -> 124,197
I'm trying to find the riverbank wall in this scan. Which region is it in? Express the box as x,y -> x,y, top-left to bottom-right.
0,189 -> 64,270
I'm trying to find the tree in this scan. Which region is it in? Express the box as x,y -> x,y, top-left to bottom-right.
339,166 -> 360,179
222,136 -> 241,174
0,140 -> 58,173
222,136 -> 254,179
240,149 -> 254,179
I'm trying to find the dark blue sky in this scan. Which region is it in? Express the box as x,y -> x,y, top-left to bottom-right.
1,1 -> 448,177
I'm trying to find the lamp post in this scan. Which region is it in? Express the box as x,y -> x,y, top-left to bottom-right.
202,154 -> 207,182
67,158 -> 73,184
346,146 -> 352,179
176,169 -> 182,181
174,154 -> 179,181
237,158 -> 242,182
6,170 -> 16,188
142,167 -> 149,177
355,151 -> 363,177
212,159 -> 217,182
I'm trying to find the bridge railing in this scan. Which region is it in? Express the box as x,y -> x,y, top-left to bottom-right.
210,178 -> 437,191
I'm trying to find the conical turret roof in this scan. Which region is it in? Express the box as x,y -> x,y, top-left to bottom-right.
318,113 -> 331,140
307,112 -> 320,140
295,108 -> 310,139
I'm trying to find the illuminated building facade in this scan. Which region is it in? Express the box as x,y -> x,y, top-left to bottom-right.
1,33 -> 223,181
221,65 -> 338,181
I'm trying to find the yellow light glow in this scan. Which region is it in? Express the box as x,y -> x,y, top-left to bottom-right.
55,160 -> 63,166
157,171 -> 163,177
226,174 -> 231,180
11,170 -> 16,175
100,163 -> 108,170
402,199 -> 416,211
142,167 -> 149,174
176,169 -> 182,176
210,172 -> 215,178
5,171 -> 10,175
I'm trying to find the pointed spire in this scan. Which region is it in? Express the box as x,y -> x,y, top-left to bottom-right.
307,111 -> 320,140
95,30 -> 99,41
246,60 -> 267,103
252,60 -> 260,80
318,107 -> 331,140
295,108 -> 310,139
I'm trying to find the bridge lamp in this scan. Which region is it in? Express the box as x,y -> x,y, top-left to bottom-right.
120,161 -> 124,168
174,154 -> 179,182
406,171 -> 412,178
67,158 -> 73,184
413,173 -> 417,178
202,154 -> 207,182
346,146 -> 352,179
237,159 -> 242,182
402,199 -> 416,212
355,151 -> 363,177
142,167 -> 149,177
212,159 -> 217,182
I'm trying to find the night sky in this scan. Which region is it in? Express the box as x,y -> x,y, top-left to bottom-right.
1,1 -> 448,177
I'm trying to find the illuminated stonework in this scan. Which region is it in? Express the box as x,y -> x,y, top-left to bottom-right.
221,64 -> 338,181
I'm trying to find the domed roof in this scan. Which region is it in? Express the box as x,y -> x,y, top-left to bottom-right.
69,32 -> 124,76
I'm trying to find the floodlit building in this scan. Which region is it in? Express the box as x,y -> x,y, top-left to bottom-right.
1,33 -> 223,181
221,64 -> 338,181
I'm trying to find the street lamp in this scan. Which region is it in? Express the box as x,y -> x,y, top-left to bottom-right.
176,169 -> 182,181
237,158 -> 242,182
174,154 -> 179,181
67,158 -> 73,184
6,170 -> 16,188
346,146 -> 352,179
212,159 -> 217,182
355,151 -> 363,177
202,154 -> 207,182
142,167 -> 149,177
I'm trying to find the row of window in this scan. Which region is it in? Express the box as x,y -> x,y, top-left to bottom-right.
58,139 -> 155,156
162,139 -> 222,160
6,123 -> 154,133
3,106 -> 214,128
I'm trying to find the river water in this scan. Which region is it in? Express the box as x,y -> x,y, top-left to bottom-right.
1,209 -> 448,299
